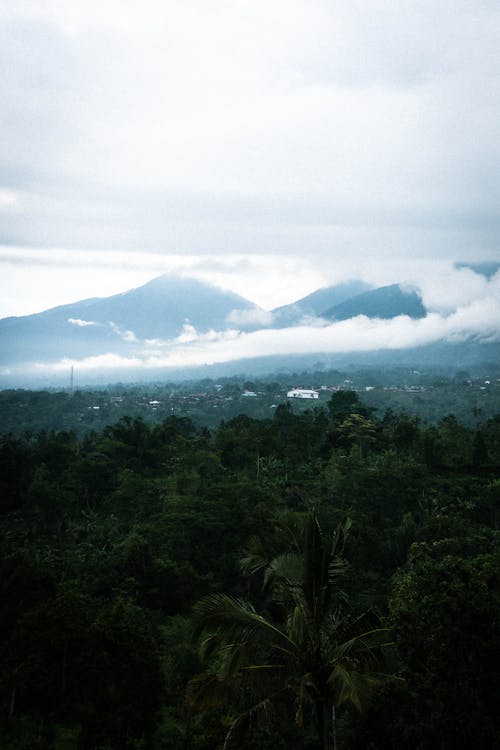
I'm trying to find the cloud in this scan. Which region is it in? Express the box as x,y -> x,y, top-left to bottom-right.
226,307 -> 274,328
33,353 -> 143,372
0,0 -> 499,338
66,316 -> 138,340
21,289 -> 499,377
418,268 -> 500,314
0,247 -> 331,315
68,317 -> 97,327
0,190 -> 19,209
109,321 -> 137,342
172,324 -> 240,346
0,1 -> 498,262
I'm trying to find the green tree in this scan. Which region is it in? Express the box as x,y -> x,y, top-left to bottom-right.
327,391 -> 369,424
337,414 -> 377,457
190,514 -> 392,750
390,536 -> 499,748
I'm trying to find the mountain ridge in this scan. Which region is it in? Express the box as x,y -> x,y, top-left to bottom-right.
323,284 -> 426,321
271,280 -> 372,326
0,273 -> 496,386
0,275 -> 263,366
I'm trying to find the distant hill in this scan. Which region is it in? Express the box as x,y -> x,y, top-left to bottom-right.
323,284 -> 426,321
1,339 -> 498,390
1,274 -> 497,388
0,275 -> 262,366
272,280 -> 372,326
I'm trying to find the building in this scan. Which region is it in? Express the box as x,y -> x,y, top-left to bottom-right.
287,389 -> 319,399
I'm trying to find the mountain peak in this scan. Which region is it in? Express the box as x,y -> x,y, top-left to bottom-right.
0,274 -> 262,367
323,283 -> 426,321
271,280 -> 372,327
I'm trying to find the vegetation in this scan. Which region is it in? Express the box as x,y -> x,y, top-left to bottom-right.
191,514 -> 393,750
1,366 -> 499,436
0,387 -> 498,748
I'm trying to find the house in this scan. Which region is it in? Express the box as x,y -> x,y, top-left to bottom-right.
286,389 -> 319,399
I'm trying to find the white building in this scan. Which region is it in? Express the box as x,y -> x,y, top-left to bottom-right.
287,389 -> 319,399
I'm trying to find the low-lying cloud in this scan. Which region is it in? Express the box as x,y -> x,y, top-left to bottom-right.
226,307 -> 274,328
108,321 -> 137,343
28,291 -> 500,375
68,318 -> 97,327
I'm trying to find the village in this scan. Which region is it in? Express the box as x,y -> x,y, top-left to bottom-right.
1,369 -> 498,437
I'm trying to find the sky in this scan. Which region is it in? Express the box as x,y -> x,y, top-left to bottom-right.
0,1 -> 499,337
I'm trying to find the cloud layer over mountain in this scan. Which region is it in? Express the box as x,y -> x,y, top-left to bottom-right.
1,0 -> 499,318
0,0 -> 498,379
1,268 -> 497,380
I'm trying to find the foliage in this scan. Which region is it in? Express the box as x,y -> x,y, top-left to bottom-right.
190,514 -> 395,749
0,388 -> 498,748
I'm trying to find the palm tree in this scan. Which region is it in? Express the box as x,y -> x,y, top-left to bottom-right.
189,513 -> 392,749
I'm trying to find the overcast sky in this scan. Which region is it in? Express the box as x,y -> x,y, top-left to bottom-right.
1,0 -> 499,318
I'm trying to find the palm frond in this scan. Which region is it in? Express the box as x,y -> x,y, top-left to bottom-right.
274,510 -> 304,540
332,627 -> 392,663
240,534 -> 269,577
263,551 -> 303,590
329,664 -> 389,712
186,672 -> 233,711
219,641 -> 252,680
286,602 -> 307,647
199,632 -> 220,663
193,592 -> 295,656
240,551 -> 269,578
222,698 -> 276,750
191,512 -> 398,750
303,513 -> 330,618
330,664 -> 382,712
331,516 -> 352,558
327,554 -> 348,583
295,671 -> 316,727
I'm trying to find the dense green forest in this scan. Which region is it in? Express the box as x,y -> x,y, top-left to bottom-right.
0,388 -> 499,748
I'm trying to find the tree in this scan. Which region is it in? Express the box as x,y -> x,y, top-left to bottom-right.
337,414 -> 377,456
389,536 -> 500,748
327,391 -> 369,424
190,514 -> 392,750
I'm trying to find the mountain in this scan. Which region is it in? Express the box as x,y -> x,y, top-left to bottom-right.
1,274 -> 496,388
455,261 -> 500,279
323,284 -> 426,321
271,280 -> 372,326
0,275 -> 262,366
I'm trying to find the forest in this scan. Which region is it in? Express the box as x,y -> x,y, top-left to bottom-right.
0,389 -> 499,749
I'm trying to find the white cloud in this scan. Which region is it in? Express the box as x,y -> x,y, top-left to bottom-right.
0,189 -> 19,209
0,0 -> 498,350
418,267 -> 496,313
68,317 -> 97,327
109,321 -> 137,342
0,0 -> 498,264
33,353 -> 143,372
0,247 -> 332,315
22,291 -> 500,376
226,307 -> 274,328
172,324 -> 240,346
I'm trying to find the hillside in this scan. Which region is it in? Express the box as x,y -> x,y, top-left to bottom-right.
0,275 -> 262,366
271,280 -> 372,326
323,283 -> 426,320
